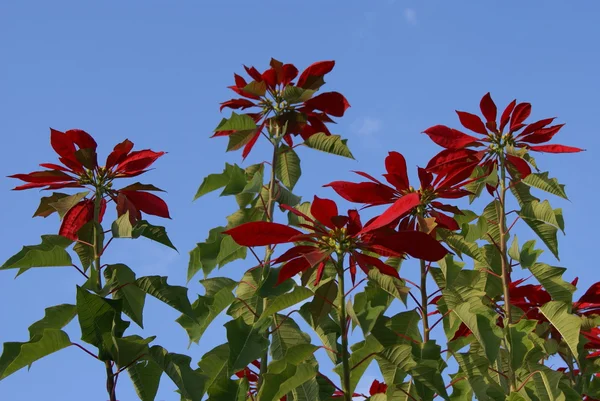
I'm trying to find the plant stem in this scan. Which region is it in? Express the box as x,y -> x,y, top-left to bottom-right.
93,193 -> 117,401
498,155 -> 516,391
336,254 -> 352,401
256,129 -> 281,392
420,259 -> 430,343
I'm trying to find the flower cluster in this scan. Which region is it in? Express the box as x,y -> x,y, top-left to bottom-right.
9,128 -> 170,239
215,58 -> 350,158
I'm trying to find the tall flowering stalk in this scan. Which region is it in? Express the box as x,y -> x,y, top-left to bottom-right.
0,129 -> 207,401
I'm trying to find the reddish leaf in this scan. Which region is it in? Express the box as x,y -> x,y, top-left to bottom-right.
66,129 -> 97,151
423,125 -> 480,150
500,99 -> 517,132
325,181 -> 395,205
59,200 -> 93,240
577,282 -> 600,305
506,154 -> 531,178
120,190 -> 170,218
280,203 -> 316,224
519,124 -> 564,144
106,139 -> 134,169
429,210 -> 459,231
518,117 -> 555,137
510,102 -> 532,132
369,379 -> 388,395
456,111 -> 488,135
529,144 -> 584,153
297,60 -> 335,89
117,150 -> 165,175
219,99 -> 256,112
360,192 -> 421,234
347,209 -> 363,236
116,192 -> 141,224
480,92 -> 497,123
386,230 -> 449,261
426,148 -> 479,173
302,92 -> 350,117
50,128 -> 82,172
9,170 -> 75,184
243,65 -> 263,82
418,167 -> 433,189
311,196 -> 339,230
383,152 -> 410,191
242,131 -> 261,160
277,250 -> 328,284
39,163 -> 72,173
224,222 -> 302,247
353,251 -> 399,278
274,245 -> 317,264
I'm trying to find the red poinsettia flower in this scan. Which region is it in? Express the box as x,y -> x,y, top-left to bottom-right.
9,128 -> 170,239
369,379 -> 388,395
224,196 -> 449,285
326,151 -> 472,233
215,58 -> 350,158
423,93 -> 584,184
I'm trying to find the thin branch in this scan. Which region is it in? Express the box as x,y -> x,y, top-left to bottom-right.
350,353 -> 378,371
248,247 -> 264,266
516,371 -> 541,392
100,236 -> 114,256
345,278 -> 367,297
72,264 -> 89,279
429,310 -> 452,332
115,354 -> 146,377
76,239 -> 94,248
109,282 -> 133,295
71,343 -> 99,360
408,291 -> 423,311
507,216 -> 521,233
267,310 -> 299,334
318,372 -> 343,394
235,297 -> 259,318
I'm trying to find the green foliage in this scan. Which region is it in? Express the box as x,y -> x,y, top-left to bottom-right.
303,132 -> 354,159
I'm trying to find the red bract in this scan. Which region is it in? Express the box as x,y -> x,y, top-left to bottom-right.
369,379 -> 388,395
9,128 -> 170,237
216,58 -> 350,158
326,151 -> 471,233
423,93 -> 583,183
224,196 -> 449,284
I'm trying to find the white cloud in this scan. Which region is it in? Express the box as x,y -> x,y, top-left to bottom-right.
404,8 -> 418,25
353,117 -> 383,137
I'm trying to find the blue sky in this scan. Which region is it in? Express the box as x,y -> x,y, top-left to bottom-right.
1,1 -> 599,400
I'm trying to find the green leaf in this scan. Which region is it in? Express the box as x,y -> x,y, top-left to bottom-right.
32,192 -> 69,218
76,287 -> 128,358
112,212 -> 133,238
519,200 -> 564,259
128,357 -> 162,401
188,227 -> 225,281
259,345 -> 318,401
368,269 -> 409,302
110,335 -> 154,367
0,304 -> 77,379
303,132 -> 354,159
524,364 -> 564,401
529,263 -> 575,303
511,181 -> 540,207
1,235 -> 72,271
333,335 -> 383,394
73,221 -> 97,272
176,277 -> 237,345
104,264 -> 146,327
258,286 -> 313,325
198,344 -> 231,394
453,302 -> 502,363
214,112 -> 257,132
135,276 -> 195,320
226,131 -> 256,152
225,317 -> 270,372
243,80 -> 267,96
49,191 -> 89,219
539,301 -> 581,359
438,230 -> 485,263
131,220 -> 177,251
352,281 -> 392,335
523,172 -> 568,199
227,270 -> 262,325
0,329 -> 72,380
283,86 -> 316,103
287,202 -> 314,227
276,145 -> 302,190
194,163 -> 248,200
149,345 -> 206,401
270,314 -> 312,361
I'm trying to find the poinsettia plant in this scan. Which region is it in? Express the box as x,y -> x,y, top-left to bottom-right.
0,129 -> 206,401
1,61 -> 595,401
